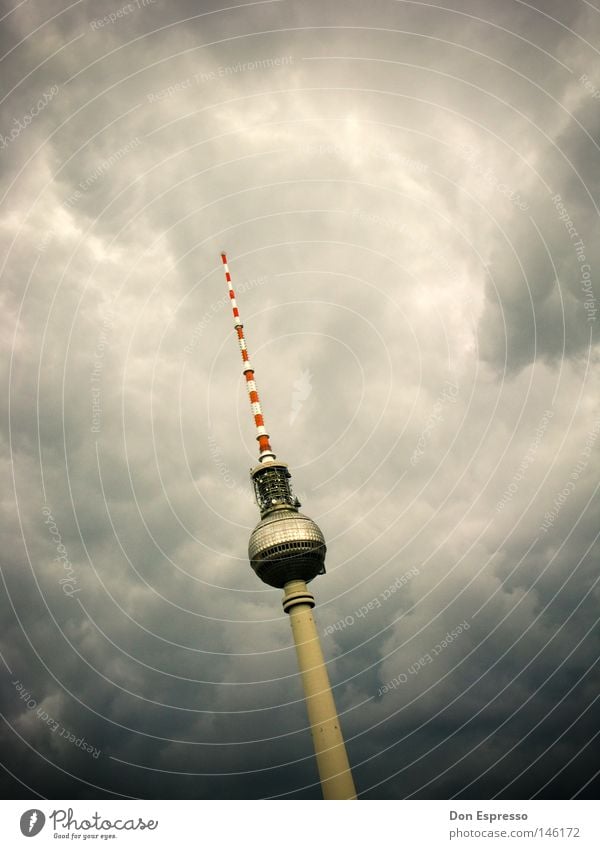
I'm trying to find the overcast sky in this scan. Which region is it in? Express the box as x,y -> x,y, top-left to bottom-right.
1,0 -> 599,800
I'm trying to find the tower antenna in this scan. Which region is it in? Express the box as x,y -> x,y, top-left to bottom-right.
221,252 -> 275,462
220,252 -> 357,800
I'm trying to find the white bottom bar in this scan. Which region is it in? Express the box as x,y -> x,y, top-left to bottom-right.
2,800 -> 598,847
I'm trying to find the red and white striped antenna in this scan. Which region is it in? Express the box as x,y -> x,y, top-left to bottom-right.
220,252 -> 275,463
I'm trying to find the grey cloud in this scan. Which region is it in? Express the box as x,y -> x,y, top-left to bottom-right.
1,0 -> 599,802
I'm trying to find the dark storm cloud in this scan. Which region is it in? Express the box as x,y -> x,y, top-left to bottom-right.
1,0 -> 599,801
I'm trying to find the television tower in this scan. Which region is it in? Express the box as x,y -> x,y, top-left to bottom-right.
220,252 -> 356,800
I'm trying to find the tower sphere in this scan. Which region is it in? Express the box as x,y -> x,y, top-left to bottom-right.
248,508 -> 326,589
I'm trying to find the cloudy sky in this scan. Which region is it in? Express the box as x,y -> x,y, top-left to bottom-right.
1,0 -> 599,800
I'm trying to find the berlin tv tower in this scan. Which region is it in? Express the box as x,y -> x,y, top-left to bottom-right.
220,252 -> 357,800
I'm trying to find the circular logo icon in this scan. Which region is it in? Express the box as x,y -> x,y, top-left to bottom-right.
20,810 -> 45,837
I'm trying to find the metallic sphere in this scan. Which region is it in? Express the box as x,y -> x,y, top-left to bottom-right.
248,508 -> 326,588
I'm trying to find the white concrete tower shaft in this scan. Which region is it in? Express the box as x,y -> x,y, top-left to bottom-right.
283,580 -> 357,800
